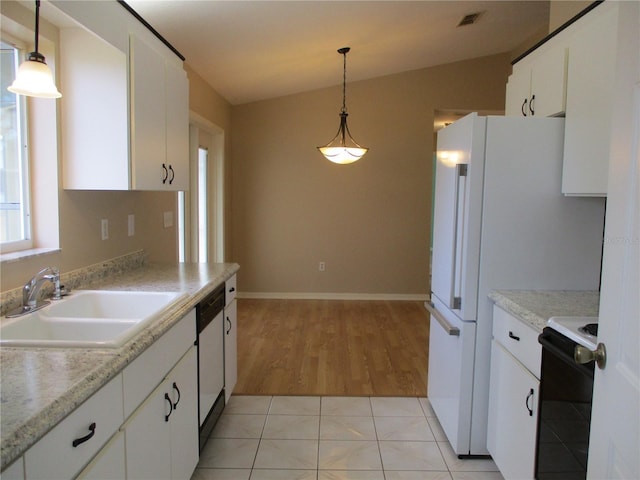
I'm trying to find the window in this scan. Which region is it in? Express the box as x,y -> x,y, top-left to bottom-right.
0,39 -> 32,253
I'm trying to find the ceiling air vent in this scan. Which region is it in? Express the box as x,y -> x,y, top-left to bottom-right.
457,12 -> 483,27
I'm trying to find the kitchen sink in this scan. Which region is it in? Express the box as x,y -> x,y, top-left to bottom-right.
0,290 -> 187,348
44,290 -> 185,320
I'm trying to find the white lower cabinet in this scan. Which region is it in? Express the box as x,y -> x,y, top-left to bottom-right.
487,306 -> 541,480
224,298 -> 237,403
77,431 -> 125,480
124,346 -> 198,480
17,308 -> 199,480
168,346 -> 199,479
488,341 -> 539,480
1,457 -> 24,480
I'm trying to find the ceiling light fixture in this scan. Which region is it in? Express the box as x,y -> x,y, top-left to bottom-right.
317,47 -> 368,165
7,0 -> 62,99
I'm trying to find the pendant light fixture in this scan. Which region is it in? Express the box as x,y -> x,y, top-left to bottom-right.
7,0 -> 62,99
317,47 -> 368,164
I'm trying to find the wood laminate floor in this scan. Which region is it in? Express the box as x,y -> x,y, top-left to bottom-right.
235,299 -> 430,397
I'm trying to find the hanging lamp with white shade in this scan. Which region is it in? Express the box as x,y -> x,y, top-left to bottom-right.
7,0 -> 62,99
317,47 -> 367,164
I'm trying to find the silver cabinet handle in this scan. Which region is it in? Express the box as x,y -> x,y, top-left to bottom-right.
426,302 -> 460,336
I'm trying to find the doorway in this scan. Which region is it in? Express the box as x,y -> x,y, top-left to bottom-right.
179,113 -> 225,263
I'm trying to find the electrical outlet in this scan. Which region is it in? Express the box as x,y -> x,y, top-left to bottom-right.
101,219 -> 109,240
319,261 -> 326,272
128,214 -> 135,237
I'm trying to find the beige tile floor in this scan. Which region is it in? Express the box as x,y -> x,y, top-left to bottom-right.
191,396 -> 505,480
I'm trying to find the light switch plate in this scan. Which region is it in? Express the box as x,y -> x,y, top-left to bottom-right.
163,211 -> 173,228
101,219 -> 109,240
128,214 -> 135,236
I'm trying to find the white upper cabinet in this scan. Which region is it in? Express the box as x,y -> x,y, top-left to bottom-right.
561,2 -> 619,196
165,62 -> 190,191
60,28 -> 129,190
57,3 -> 189,191
130,34 -> 189,191
505,43 -> 567,117
505,2 -> 621,196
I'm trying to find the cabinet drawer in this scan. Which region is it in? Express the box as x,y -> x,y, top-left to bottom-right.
492,306 -> 541,378
123,309 -> 196,417
225,274 -> 237,306
24,374 -> 124,480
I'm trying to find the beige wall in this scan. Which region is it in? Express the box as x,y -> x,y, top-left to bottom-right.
549,1 -> 593,32
184,64 -> 233,260
231,53 -> 511,297
0,186 -> 177,292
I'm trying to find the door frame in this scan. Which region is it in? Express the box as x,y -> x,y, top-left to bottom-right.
185,111 -> 225,263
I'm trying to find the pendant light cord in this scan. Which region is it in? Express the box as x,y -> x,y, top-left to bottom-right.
34,0 -> 40,54
341,50 -> 347,114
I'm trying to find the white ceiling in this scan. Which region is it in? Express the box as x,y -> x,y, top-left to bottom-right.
125,1 -> 550,105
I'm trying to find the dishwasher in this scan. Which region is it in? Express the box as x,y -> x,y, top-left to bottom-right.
196,283 -> 226,451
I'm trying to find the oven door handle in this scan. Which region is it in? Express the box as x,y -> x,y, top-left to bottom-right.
426,302 -> 460,336
539,329 -> 595,377
538,329 -> 570,359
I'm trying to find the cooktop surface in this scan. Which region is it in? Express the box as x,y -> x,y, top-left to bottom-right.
547,316 -> 599,350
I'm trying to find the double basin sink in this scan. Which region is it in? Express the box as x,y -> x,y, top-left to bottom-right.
0,290 -> 186,348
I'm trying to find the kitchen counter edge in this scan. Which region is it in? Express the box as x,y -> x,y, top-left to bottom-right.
489,289 -> 600,333
0,262 -> 239,471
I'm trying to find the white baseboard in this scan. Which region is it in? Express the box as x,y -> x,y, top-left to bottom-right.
237,291 -> 429,301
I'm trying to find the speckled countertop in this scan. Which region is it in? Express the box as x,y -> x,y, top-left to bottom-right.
489,290 -> 600,332
0,257 -> 239,471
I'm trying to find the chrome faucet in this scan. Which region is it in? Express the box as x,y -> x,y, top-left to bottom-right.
6,267 -> 68,318
22,266 -> 61,309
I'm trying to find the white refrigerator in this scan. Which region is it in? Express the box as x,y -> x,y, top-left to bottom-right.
428,113 -> 605,456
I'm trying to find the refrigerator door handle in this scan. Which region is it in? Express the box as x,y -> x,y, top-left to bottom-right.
426,301 -> 461,336
450,163 -> 468,310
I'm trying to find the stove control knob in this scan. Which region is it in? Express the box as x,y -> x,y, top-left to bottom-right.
574,342 -> 607,370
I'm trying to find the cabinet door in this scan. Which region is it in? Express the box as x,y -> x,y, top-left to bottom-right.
562,2 -> 618,195
165,62 -> 189,191
60,28 -> 129,190
487,340 -> 539,480
505,66 -> 531,116
1,457 -> 24,480
130,34 -> 167,191
530,45 -> 567,117
124,381 -> 172,479
168,347 -> 199,480
123,309 -> 196,418
224,298 -> 238,402
76,431 -> 125,480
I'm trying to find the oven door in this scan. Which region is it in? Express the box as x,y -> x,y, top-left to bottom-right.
537,328 -> 594,480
